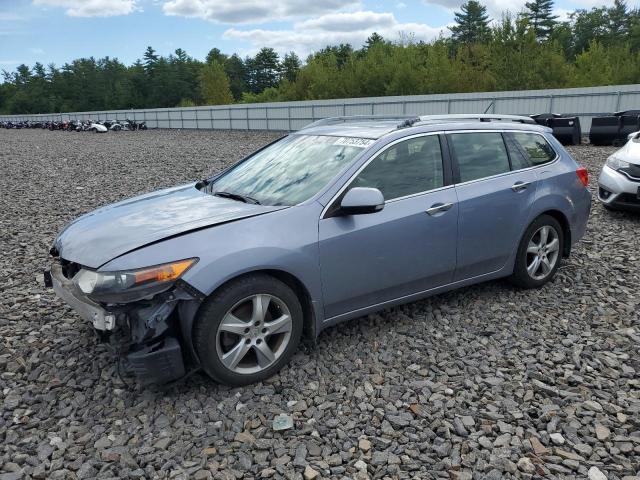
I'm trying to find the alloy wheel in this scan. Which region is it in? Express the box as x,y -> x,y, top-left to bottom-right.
526,225 -> 560,281
215,294 -> 293,375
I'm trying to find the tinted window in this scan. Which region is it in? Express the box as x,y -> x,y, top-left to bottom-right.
449,132 -> 510,182
504,134 -> 530,170
511,132 -> 556,166
351,135 -> 444,200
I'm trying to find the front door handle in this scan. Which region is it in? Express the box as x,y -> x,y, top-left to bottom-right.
426,202 -> 454,216
511,181 -> 531,192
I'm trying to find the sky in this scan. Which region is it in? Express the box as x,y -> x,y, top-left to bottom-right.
0,0 -> 635,71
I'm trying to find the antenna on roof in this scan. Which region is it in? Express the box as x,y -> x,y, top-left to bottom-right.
483,101 -> 494,114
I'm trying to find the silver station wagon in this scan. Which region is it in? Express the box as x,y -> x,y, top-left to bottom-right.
45,114 -> 592,386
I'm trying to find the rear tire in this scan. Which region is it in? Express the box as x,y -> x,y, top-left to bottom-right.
510,215 -> 564,289
193,274 -> 303,386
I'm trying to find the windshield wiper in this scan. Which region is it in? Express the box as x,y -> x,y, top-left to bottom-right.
213,191 -> 261,205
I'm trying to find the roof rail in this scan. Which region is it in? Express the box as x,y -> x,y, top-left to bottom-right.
303,115 -> 420,130
418,114 -> 536,124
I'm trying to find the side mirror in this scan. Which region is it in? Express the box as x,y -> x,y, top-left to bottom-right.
339,187 -> 385,215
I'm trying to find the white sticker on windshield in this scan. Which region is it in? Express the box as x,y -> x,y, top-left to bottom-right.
333,137 -> 374,148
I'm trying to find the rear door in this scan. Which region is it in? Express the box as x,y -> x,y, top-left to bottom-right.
318,134 -> 458,319
448,131 -> 538,281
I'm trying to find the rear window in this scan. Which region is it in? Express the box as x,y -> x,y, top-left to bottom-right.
449,132 -> 511,183
508,132 -> 556,166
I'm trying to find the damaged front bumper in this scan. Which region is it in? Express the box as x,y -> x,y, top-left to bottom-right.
45,262 -> 203,385
47,264 -> 116,330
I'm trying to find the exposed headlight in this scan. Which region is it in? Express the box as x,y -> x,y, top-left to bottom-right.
74,258 -> 197,303
606,155 -> 630,171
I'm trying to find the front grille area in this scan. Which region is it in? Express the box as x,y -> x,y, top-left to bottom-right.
619,164 -> 640,181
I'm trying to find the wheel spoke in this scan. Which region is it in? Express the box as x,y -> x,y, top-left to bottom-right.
539,226 -> 549,246
527,241 -> 539,255
546,237 -> 559,253
219,313 -> 249,335
265,314 -> 292,336
221,340 -> 251,369
251,294 -> 271,324
527,256 -> 541,276
254,342 -> 276,368
540,256 -> 552,274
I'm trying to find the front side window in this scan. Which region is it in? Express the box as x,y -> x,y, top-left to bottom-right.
350,135 -> 444,200
209,134 -> 369,206
509,132 -> 556,166
449,132 -> 510,183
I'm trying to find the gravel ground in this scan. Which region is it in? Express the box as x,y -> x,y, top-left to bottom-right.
0,129 -> 638,480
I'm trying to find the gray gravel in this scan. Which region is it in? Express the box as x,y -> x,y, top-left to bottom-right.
1,129 -> 639,480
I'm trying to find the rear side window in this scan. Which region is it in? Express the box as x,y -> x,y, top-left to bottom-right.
509,132 -> 556,166
449,132 -> 510,183
351,135 -> 444,200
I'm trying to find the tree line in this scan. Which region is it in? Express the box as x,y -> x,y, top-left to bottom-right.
1,0 -> 639,114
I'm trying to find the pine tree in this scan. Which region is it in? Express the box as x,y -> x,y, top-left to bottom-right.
365,32 -> 385,50
607,0 -> 629,38
248,48 -> 280,93
523,0 -> 558,40
449,1 -> 491,44
281,52 -> 301,83
206,48 -> 228,65
142,46 -> 158,73
224,54 -> 248,100
200,61 -> 233,105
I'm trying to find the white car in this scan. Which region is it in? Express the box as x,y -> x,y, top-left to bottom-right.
90,122 -> 108,133
598,131 -> 640,211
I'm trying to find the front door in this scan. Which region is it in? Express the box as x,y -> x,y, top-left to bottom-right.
318,134 -> 458,319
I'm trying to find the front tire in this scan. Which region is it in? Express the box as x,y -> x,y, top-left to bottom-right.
510,215 -> 563,289
193,274 -> 303,386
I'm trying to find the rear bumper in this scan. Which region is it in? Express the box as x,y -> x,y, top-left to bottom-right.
598,165 -> 640,210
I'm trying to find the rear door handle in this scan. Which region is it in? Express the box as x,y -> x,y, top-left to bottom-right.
511,181 -> 531,192
426,202 -> 454,216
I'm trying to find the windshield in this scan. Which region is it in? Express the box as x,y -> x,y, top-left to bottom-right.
207,134 -> 371,206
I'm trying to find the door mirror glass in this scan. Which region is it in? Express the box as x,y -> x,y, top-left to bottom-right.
339,188 -> 385,215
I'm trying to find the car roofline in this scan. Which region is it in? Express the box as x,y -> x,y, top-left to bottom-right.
296,114 -> 547,140
301,113 -> 535,130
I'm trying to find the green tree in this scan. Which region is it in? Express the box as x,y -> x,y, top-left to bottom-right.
281,52 -> 301,83
450,1 -> 491,44
247,47 -> 280,93
143,46 -> 158,73
200,61 -> 234,105
523,0 -> 558,40
206,47 -> 228,65
364,32 -> 386,50
574,41 -> 613,85
224,54 -> 248,100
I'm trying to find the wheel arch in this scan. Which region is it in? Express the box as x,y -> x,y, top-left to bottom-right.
189,268 -> 317,351
537,209 -> 571,257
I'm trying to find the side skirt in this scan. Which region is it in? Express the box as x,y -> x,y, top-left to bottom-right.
319,266 -> 512,332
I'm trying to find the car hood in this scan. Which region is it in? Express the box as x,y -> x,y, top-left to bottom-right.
53,183 -> 285,268
615,137 -> 640,165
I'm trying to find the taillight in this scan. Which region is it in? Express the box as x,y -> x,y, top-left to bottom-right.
576,167 -> 589,187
